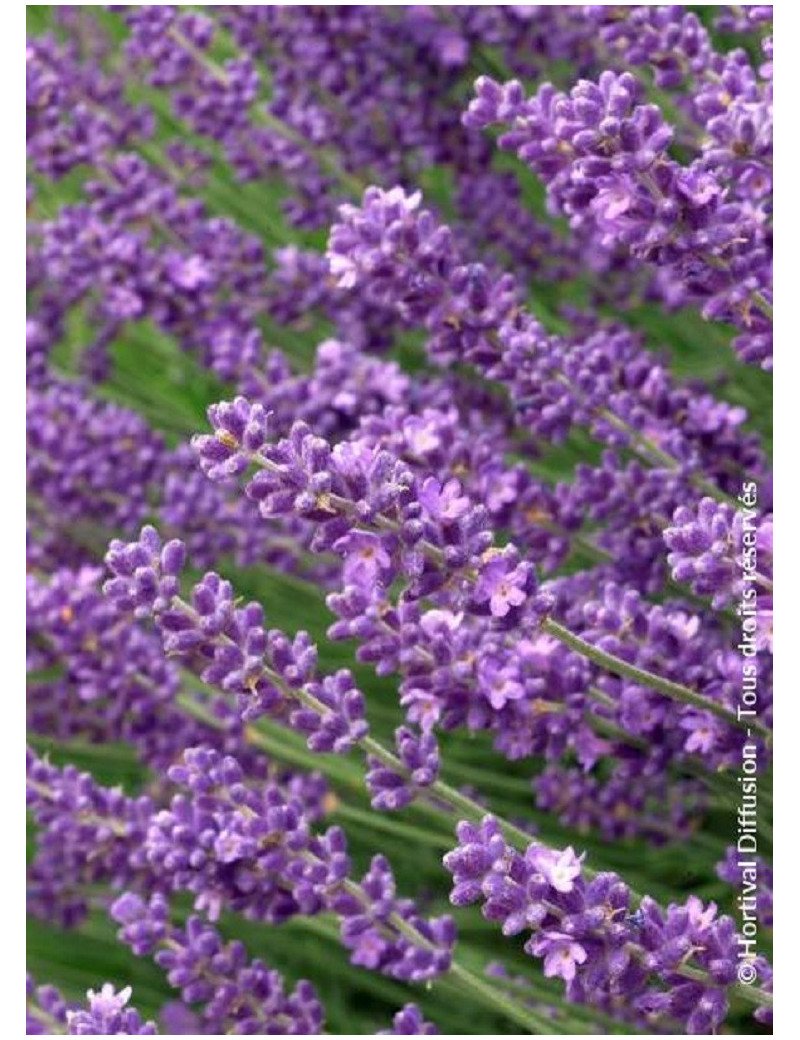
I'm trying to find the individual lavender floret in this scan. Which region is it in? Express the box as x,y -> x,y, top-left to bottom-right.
104,527 -> 369,752
66,985 -> 157,1036
111,892 -> 325,1034
190,397 -> 271,480
377,1004 -> 440,1035
443,816 -> 771,1032
104,526 -> 185,620
663,498 -> 739,607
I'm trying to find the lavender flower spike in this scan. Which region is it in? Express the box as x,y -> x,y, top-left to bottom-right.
104,527 -> 369,752
444,816 -> 772,1032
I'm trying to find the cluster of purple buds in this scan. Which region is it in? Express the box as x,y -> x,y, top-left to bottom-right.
147,745 -> 347,924
104,525 -> 369,753
26,749 -> 154,927
326,184 -> 772,484
192,398 -> 542,621
30,148 -> 269,383
464,69 -> 772,368
664,495 -> 773,644
190,397 -> 766,780
590,6 -> 772,204
344,394 -> 766,594
26,34 -> 152,178
26,565 -> 323,782
112,891 -> 325,1034
27,380 -> 166,548
145,746 -> 455,982
367,726 -> 440,811
533,762 -> 706,845
263,246 -> 408,352
123,5 -> 331,229
28,566 -> 182,769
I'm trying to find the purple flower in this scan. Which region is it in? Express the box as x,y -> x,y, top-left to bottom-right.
465,65 -> 772,367
529,932 -> 588,983
529,846 -> 584,894
337,531 -> 394,590
477,659 -> 525,711
418,477 -> 471,523
474,552 -> 530,617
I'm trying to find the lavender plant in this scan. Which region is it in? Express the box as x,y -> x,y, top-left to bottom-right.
27,6 -> 773,1035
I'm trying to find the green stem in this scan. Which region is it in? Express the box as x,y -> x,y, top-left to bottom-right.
751,292 -> 773,321
448,960 -> 556,1034
542,619 -> 770,739
331,802 -> 451,849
